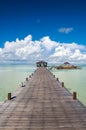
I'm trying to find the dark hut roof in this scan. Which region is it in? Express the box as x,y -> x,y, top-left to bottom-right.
36,61 -> 47,64
64,62 -> 70,65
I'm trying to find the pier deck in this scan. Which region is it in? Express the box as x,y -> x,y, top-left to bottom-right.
0,67 -> 86,130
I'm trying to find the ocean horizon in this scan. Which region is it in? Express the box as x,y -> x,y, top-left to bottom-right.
0,63 -> 86,107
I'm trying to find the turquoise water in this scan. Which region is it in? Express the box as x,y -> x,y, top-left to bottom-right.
51,65 -> 86,106
0,64 -> 86,106
0,64 -> 36,101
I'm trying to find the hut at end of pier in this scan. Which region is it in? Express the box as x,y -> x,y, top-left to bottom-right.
36,61 -> 47,67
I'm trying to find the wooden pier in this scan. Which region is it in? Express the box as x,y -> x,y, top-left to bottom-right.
0,67 -> 86,130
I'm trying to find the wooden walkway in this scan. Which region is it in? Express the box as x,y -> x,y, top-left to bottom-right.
0,67 -> 86,130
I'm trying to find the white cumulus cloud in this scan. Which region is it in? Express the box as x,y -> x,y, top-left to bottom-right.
0,34 -> 86,64
58,27 -> 73,34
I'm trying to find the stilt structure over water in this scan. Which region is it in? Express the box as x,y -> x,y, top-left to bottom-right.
36,61 -> 47,67
0,67 -> 86,130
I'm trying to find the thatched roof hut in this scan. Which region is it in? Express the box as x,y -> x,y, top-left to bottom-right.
36,61 -> 47,67
55,62 -> 81,69
64,62 -> 70,65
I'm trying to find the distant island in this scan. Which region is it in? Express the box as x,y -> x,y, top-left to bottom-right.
54,62 -> 81,70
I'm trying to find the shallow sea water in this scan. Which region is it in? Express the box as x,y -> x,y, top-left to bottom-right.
51,65 -> 86,106
0,64 -> 36,101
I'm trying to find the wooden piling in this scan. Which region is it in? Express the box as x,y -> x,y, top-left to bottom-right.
53,75 -> 55,78
57,78 -> 59,81
26,77 -> 28,81
8,93 -> 11,100
62,82 -> 64,87
73,92 -> 77,100
29,75 -> 31,78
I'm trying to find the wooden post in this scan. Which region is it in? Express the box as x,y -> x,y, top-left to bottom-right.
8,93 -> 11,100
62,82 -> 64,87
57,78 -> 59,81
73,92 -> 77,100
29,75 -> 31,78
53,75 -> 55,78
26,77 -> 28,81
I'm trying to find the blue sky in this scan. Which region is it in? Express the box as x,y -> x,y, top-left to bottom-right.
0,0 -> 86,64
